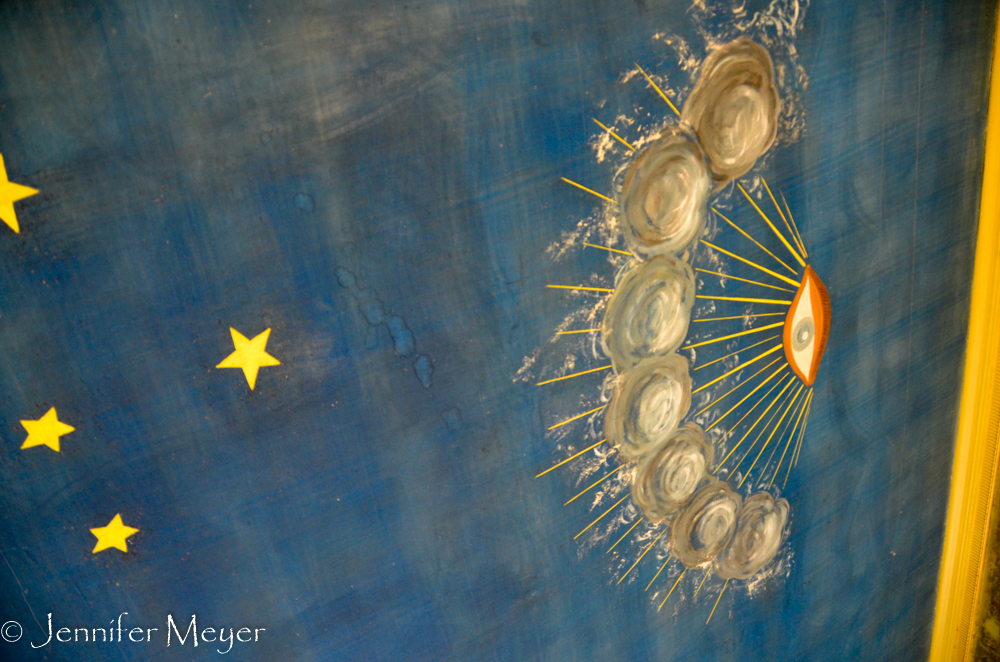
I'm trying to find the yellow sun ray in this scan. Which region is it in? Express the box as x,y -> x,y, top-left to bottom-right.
782,418 -> 806,491
561,177 -> 615,203
706,580 -> 730,625
547,285 -> 615,293
701,241 -> 802,288
617,529 -> 666,585
557,329 -> 600,335
592,118 -> 635,151
537,365 -> 612,386
608,517 -> 644,554
791,390 -> 814,469
683,321 -> 784,350
768,391 -> 811,488
761,178 -> 807,259
547,405 -> 607,430
780,190 -> 808,259
793,391 -> 813,465
535,439 -> 607,478
693,312 -> 786,323
714,374 -> 795,469
702,361 -> 788,430
646,555 -> 673,591
695,294 -> 793,306
692,344 -> 784,395
695,267 -> 796,293
730,383 -> 798,477
574,493 -> 630,540
694,567 -> 711,598
758,389 -> 808,487
634,63 -> 680,116
711,208 -> 799,276
693,336 -> 780,372
564,465 -> 625,506
583,242 -> 632,256
738,384 -> 805,488
737,183 -> 806,268
658,570 -> 687,612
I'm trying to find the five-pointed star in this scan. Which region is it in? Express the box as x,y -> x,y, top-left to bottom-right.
90,514 -> 139,554
216,327 -> 280,390
0,153 -> 38,233
20,407 -> 75,452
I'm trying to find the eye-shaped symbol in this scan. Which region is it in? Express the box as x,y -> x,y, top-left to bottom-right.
783,265 -> 831,385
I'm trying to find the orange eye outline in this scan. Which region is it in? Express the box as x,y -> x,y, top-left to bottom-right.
783,265 -> 831,385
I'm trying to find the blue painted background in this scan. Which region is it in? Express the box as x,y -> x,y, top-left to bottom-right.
0,0 -> 993,660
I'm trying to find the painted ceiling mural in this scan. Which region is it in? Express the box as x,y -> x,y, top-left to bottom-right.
0,0 -> 993,660
526,7 -> 830,622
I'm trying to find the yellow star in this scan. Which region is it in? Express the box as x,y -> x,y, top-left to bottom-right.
90,514 -> 139,554
216,327 -> 280,390
0,153 -> 38,233
20,407 -> 75,452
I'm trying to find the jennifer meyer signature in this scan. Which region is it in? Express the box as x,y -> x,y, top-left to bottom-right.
2,613 -> 265,654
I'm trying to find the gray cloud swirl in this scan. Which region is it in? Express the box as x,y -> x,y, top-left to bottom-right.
605,354 -> 691,461
682,37 -> 779,182
716,492 -> 789,580
670,481 -> 742,568
601,255 -> 695,372
631,423 -> 713,524
619,126 -> 712,257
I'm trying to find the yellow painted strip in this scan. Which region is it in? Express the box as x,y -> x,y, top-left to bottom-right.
931,10 -> 1000,660
583,242 -> 632,256
706,580 -> 730,625
561,177 -> 614,203
617,530 -> 666,585
646,555 -> 672,591
784,390 -> 813,490
607,517 -> 644,554
791,392 -> 813,469
535,439 -> 607,478
691,358 -> 788,432
711,208 -> 799,276
693,313 -> 786,323
715,375 -> 794,468
557,328 -> 600,335
692,345 -> 784,394
592,118 -> 635,151
702,362 -> 787,430
547,405 -> 607,429
537,365 -> 612,386
780,190 -> 809,259
693,336 -> 780,372
683,322 -> 784,349
696,295 -> 792,305
658,569 -> 686,611
701,240 -> 802,288
768,388 -> 811,489
762,178 -> 807,259
696,267 -> 796,293
634,63 -> 681,116
574,493 -> 630,540
564,465 -> 624,506
694,567 -> 711,598
738,384 -> 803,488
547,285 -> 615,293
737,183 -> 806,267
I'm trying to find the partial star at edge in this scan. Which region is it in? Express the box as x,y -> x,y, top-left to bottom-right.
20,407 -> 75,452
0,153 -> 38,233
90,514 -> 139,554
216,327 -> 280,390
